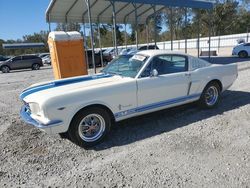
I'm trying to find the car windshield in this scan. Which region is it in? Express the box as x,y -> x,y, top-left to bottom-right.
102,54 -> 148,78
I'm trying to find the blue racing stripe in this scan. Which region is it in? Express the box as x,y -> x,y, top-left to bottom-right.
114,93 -> 201,118
20,74 -> 113,100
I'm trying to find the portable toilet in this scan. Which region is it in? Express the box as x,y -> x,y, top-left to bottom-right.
48,31 -> 87,79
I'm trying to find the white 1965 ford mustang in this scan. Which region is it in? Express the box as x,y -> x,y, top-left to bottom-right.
20,50 -> 238,148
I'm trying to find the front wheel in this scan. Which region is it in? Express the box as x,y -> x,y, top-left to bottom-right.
1,66 -> 10,73
32,63 -> 40,70
68,107 -> 112,148
199,82 -> 221,109
238,51 -> 248,58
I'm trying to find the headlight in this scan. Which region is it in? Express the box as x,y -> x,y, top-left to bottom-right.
29,102 -> 41,115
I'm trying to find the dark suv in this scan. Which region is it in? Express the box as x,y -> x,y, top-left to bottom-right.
0,55 -> 43,73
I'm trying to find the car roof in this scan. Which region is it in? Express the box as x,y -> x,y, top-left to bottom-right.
136,50 -> 189,57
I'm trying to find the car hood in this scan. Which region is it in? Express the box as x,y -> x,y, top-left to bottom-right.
20,73 -> 130,103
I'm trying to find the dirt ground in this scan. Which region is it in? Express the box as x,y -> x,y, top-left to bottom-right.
0,58 -> 250,187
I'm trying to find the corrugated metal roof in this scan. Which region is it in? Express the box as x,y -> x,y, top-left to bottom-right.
46,0 -> 214,24
2,43 -> 45,49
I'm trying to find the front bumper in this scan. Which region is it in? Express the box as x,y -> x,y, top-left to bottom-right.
20,105 -> 64,134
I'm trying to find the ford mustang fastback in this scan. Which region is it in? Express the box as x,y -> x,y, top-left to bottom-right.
20,50 -> 238,148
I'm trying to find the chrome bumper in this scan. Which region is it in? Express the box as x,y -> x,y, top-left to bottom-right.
20,105 -> 63,133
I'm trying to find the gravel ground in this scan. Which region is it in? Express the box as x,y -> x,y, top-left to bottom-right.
0,59 -> 250,187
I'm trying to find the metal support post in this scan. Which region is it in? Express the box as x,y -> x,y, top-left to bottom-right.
124,23 -> 127,49
170,7 -> 173,51
218,36 -> 220,53
84,0 -> 96,73
48,23 -> 51,32
97,23 -> 104,67
111,1 -> 118,55
48,14 -> 51,32
133,3 -> 139,50
82,23 -> 89,69
184,8 -> 187,53
247,27 -> 249,42
153,6 -> 157,49
111,25 -> 115,49
197,11 -> 200,58
146,23 -> 149,48
208,10 -> 212,61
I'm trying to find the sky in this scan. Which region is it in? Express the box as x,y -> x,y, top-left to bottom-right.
0,0 -> 52,40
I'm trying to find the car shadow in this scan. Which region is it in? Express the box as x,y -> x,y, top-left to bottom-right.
201,56 -> 250,64
92,90 -> 250,150
6,66 -> 51,74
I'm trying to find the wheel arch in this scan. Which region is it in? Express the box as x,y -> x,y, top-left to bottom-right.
68,103 -> 115,130
238,50 -> 248,56
0,65 -> 11,70
205,79 -> 223,92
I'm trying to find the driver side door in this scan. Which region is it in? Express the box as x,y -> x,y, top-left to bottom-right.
9,56 -> 22,69
136,54 -> 192,113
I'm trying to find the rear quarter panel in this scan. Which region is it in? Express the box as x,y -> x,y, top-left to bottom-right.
189,63 -> 238,95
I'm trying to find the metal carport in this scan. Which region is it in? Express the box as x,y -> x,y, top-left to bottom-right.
46,0 -> 214,72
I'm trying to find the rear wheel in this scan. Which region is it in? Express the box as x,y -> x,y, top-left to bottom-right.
32,63 -> 40,70
1,66 -> 10,73
199,82 -> 221,109
68,107 -> 112,148
238,51 -> 248,58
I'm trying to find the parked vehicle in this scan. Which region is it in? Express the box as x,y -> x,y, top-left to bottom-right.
0,55 -> 43,73
85,50 -> 102,68
38,53 -> 50,59
42,55 -> 51,65
232,42 -> 250,58
102,48 -> 115,63
120,48 -> 133,55
139,44 -> 159,50
120,45 -> 159,55
20,50 -> 237,148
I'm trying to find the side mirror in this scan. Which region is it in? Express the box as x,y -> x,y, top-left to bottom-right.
150,69 -> 158,77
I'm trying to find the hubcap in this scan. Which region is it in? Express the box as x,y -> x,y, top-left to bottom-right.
205,86 -> 218,106
78,114 -> 105,142
2,67 -> 9,73
33,64 -> 39,70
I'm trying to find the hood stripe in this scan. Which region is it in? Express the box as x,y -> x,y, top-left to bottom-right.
20,74 -> 113,100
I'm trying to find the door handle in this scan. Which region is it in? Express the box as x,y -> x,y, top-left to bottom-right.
185,73 -> 191,76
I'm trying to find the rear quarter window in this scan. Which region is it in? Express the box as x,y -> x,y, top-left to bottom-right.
189,56 -> 211,71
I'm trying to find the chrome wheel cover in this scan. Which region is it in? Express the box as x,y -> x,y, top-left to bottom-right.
78,114 -> 105,142
205,86 -> 218,106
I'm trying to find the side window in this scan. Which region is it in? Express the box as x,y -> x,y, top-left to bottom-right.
148,45 -> 156,49
23,56 -> 33,60
12,56 -> 22,61
139,46 -> 147,50
141,55 -> 187,77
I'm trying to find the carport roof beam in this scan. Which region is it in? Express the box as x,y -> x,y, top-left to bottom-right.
112,0 -> 214,9
65,0 -> 79,23
46,0 -> 214,24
